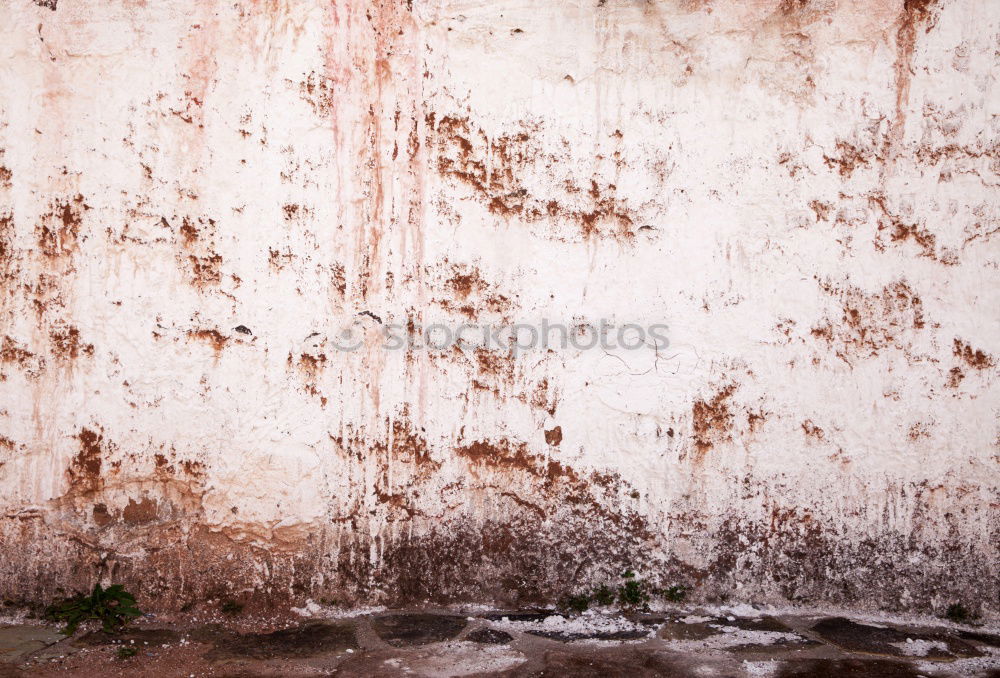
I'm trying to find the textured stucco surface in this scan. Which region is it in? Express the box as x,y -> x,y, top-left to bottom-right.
0,0 -> 998,615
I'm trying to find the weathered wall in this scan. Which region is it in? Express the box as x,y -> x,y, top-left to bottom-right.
0,0 -> 998,615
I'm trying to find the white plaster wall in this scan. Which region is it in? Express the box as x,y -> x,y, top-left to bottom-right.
0,0 -> 997,614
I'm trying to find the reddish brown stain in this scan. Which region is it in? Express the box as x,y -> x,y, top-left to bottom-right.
188,253 -> 222,285
946,366 -> 964,388
530,379 -> 558,416
69,428 -> 104,493
0,213 -> 13,273
778,0 -> 809,14
447,269 -> 485,299
49,325 -> 94,361
455,439 -> 576,484
869,194 -> 950,263
811,279 -> 925,361
822,141 -> 872,177
891,0 -> 940,155
908,422 -> 932,440
809,200 -> 833,222
0,166 -> 11,190
801,420 -> 825,440
953,339 -> 995,370
435,265 -> 512,322
1,336 -> 35,368
430,115 -> 636,241
187,329 -> 228,354
123,497 -> 158,524
691,385 -> 736,461
544,426 -> 563,446
332,263 -> 347,296
38,195 -> 88,258
298,72 -> 337,118
92,503 -> 114,527
915,143 -> 1000,165
475,348 -> 515,382
179,217 -> 200,245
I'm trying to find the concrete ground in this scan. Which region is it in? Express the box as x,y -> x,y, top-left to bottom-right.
1,604 -> 999,677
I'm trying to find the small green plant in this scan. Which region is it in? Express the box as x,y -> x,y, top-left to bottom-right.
116,646 -> 138,660
662,584 -> 687,602
45,584 -> 141,635
617,570 -> 650,608
561,593 -> 591,613
591,583 -> 616,606
220,599 -> 243,615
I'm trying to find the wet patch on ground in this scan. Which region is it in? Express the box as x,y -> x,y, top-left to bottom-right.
482,609 -> 557,622
465,627 -> 514,644
203,621 -> 357,660
0,626 -> 62,661
2,609 -> 999,676
73,627 -> 181,647
811,616 -> 982,660
526,628 -> 650,642
371,613 -> 467,647
775,658 -> 927,677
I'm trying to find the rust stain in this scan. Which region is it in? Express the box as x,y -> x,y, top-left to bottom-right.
436,264 -> 512,321
188,253 -> 223,285
890,0 -> 940,155
801,420 -> 825,440
809,200 -> 833,222
544,426 -> 563,446
455,439 -> 576,484
822,141 -> 873,177
953,338 -> 995,370
869,194 -> 953,264
187,329 -> 228,354
429,115 -> 636,241
946,366 -> 964,388
49,325 -> 94,361
691,385 -> 736,461
297,71 -> 338,118
1,336 -> 35,368
811,279 -> 925,362
123,497 -> 158,525
37,195 -> 88,259
68,428 -> 104,494
92,503 -> 114,527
